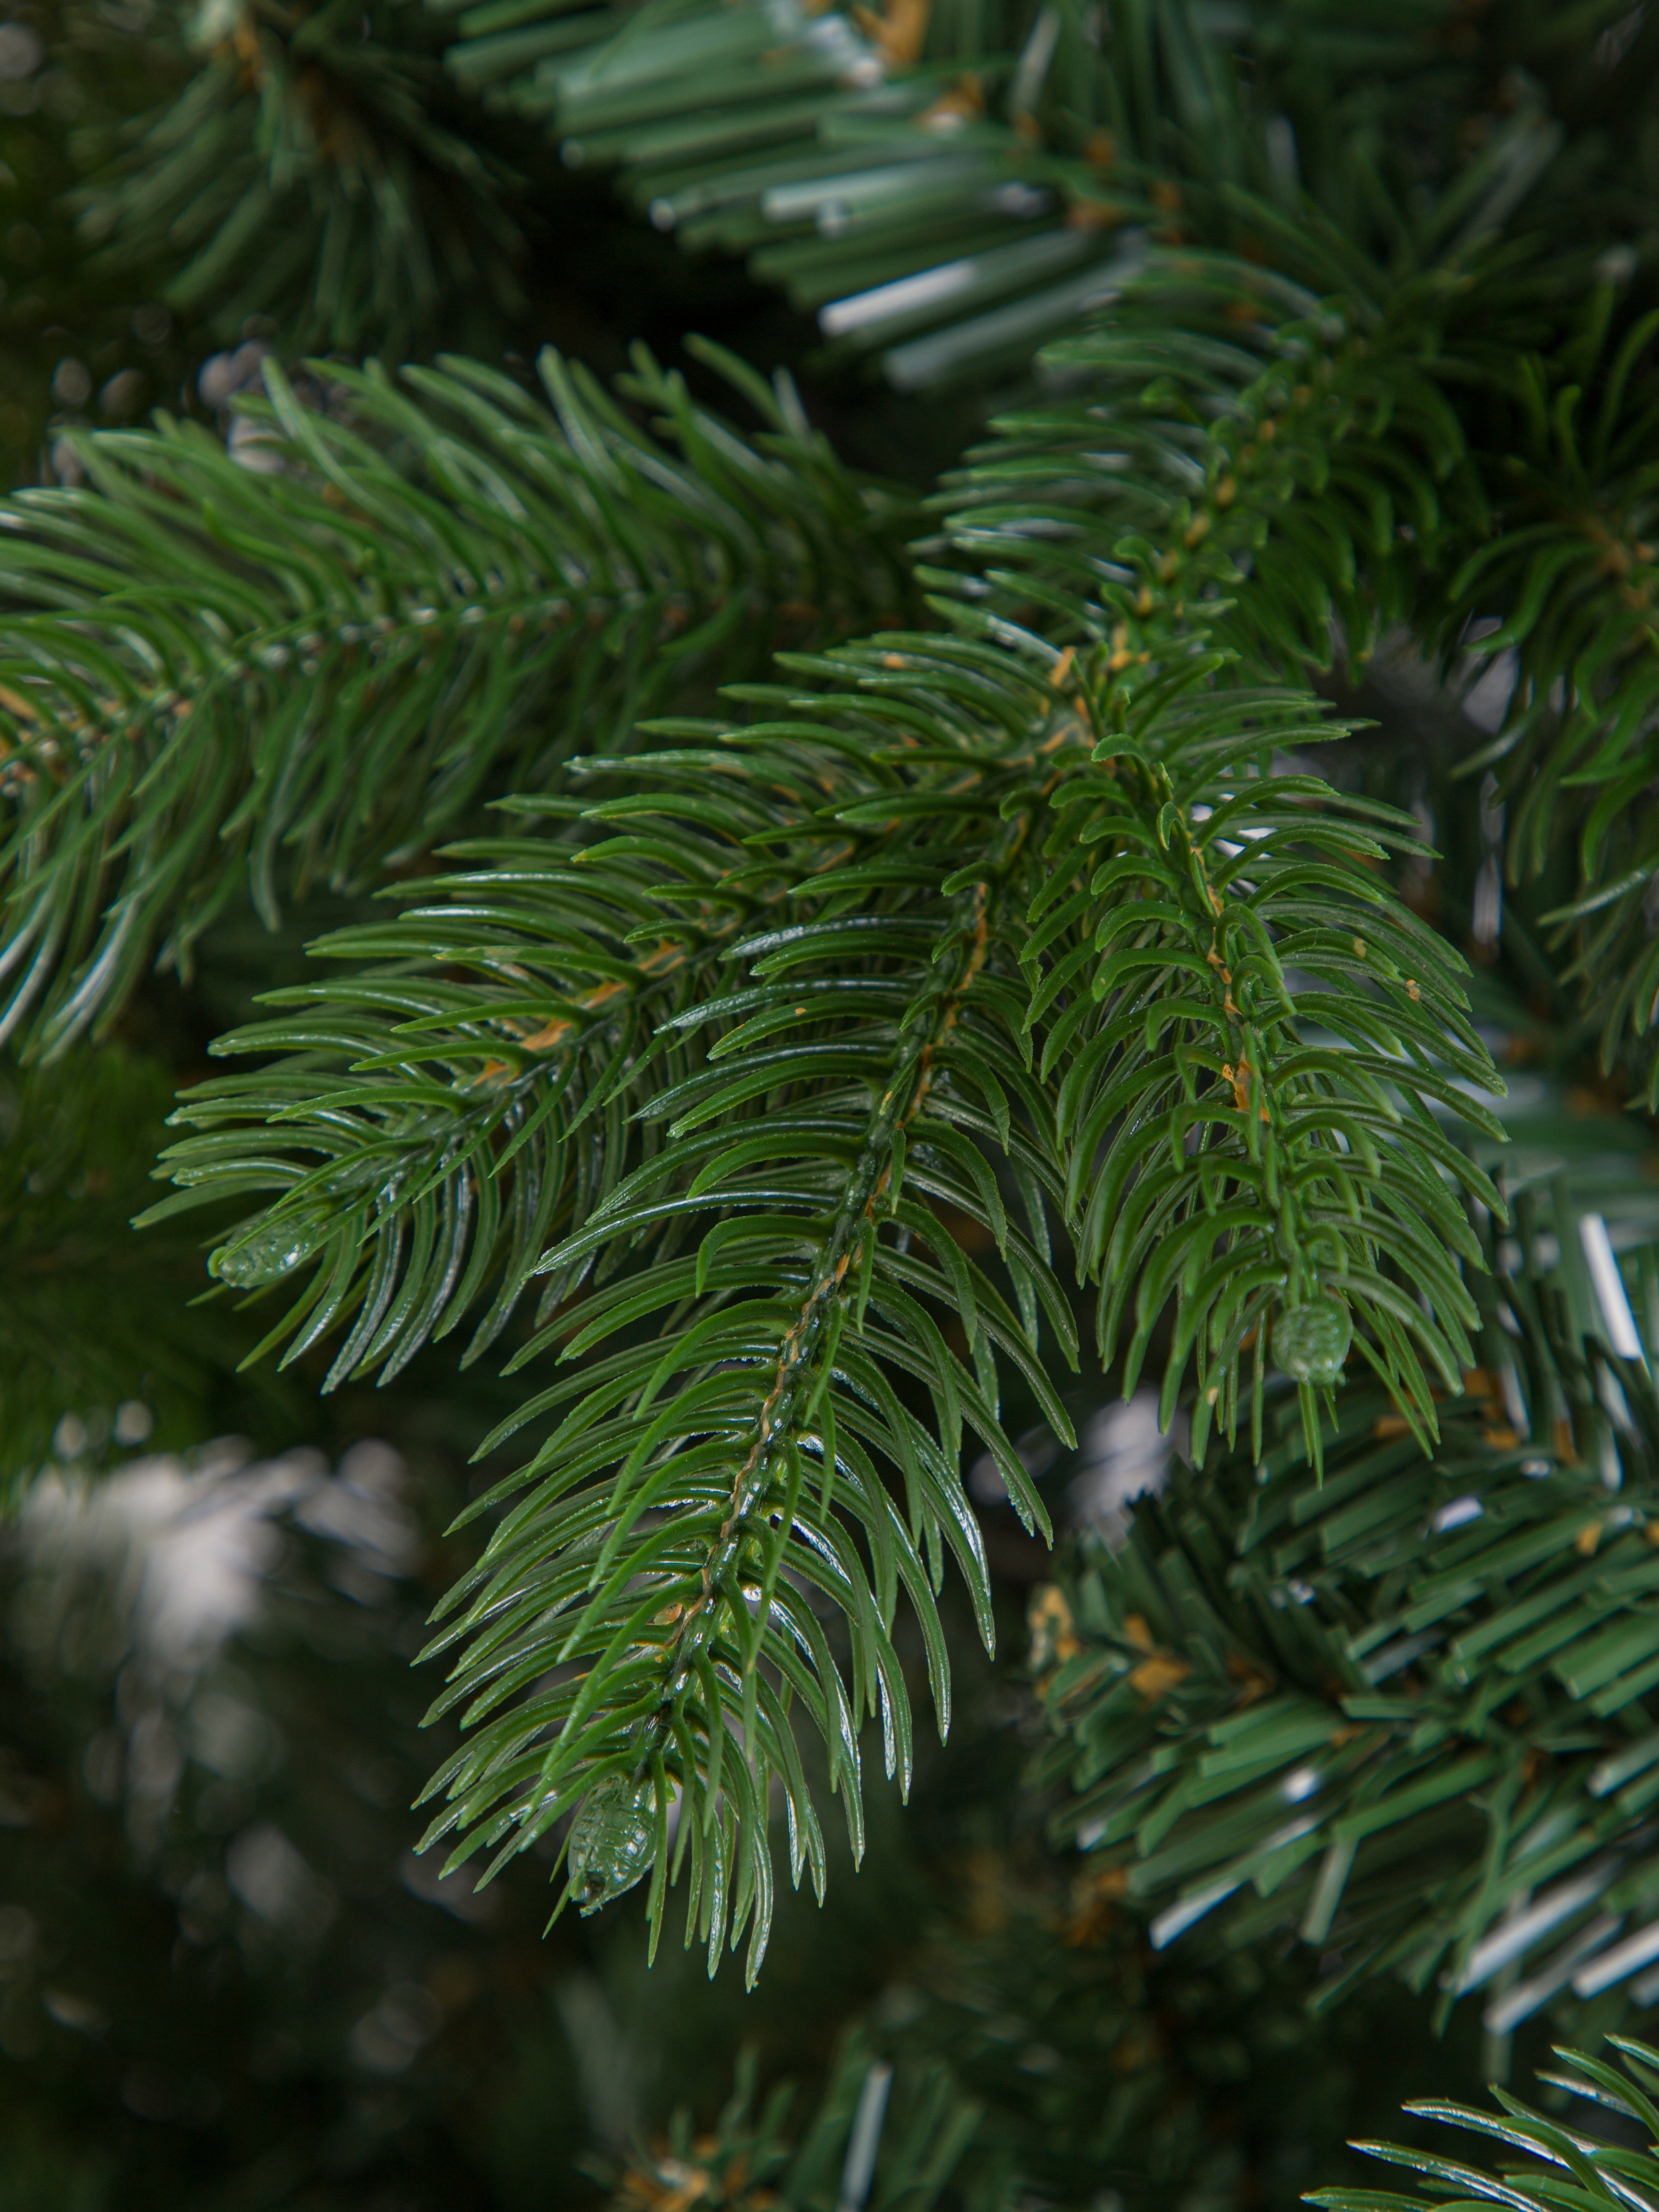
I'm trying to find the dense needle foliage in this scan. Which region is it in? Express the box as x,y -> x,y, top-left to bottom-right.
8,3 -> 1659,2208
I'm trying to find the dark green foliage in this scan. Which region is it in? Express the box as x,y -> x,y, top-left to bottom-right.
0,1045 -> 289,1503
948,247 -> 1486,674
70,0 -> 530,354
880,1870 -> 1514,2212
0,1436 -> 1502,2212
0,1449 -> 564,2210
597,2037 -> 990,2212
0,1 -> 196,488
0,342 -> 916,1055
1434,315 -> 1659,1102
435,0 -> 1659,1098
77,0 -> 1659,404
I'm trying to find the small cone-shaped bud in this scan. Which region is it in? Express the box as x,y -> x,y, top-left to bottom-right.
1273,1297 -> 1351,1387
210,1213 -> 326,1286
567,1776 -> 657,1914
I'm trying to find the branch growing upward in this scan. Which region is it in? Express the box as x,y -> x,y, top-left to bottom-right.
153,269 -> 1507,1972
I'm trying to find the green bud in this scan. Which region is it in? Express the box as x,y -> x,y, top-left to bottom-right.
567,1775 -> 657,1914
1273,1297 -> 1351,1387
209,1213 -> 325,1286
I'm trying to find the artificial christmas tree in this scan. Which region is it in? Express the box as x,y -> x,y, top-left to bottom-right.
7,3 -> 1659,2207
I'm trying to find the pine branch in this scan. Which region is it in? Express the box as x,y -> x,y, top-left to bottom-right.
71,0 -> 529,354
0,342 -> 918,1057
1307,2035 -> 1659,2212
1036,1100 -> 1659,2030
21,0 -> 1659,2166
434,0 -> 1278,392
442,0 -> 1161,390
434,0 -> 1652,391
384,696 -> 1081,1978
159,268 -> 1504,1415
138,289 -> 1515,1970
940,270 -> 1509,1462
959,246 -> 1659,1109
943,243 -> 1482,678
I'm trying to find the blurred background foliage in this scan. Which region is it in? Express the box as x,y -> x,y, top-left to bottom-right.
0,1427 -> 1540,2212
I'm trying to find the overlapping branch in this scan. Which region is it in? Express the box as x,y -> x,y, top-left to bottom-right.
0,342 -> 916,1056
146,289 -> 1515,1964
